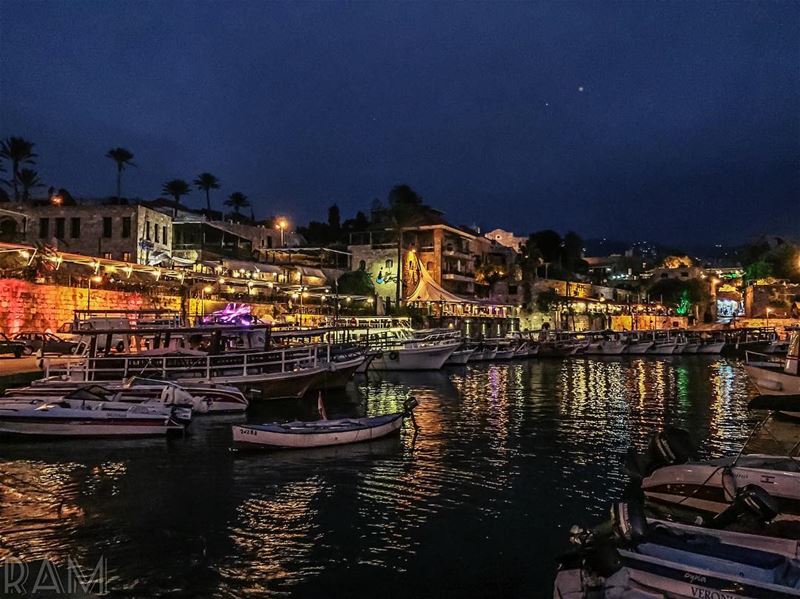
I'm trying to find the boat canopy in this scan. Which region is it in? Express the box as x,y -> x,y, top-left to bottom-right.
405,256 -> 477,305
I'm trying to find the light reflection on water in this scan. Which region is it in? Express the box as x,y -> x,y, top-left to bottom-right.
0,357 -> 758,598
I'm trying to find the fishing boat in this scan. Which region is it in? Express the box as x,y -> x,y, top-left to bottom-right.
585,332 -> 627,356
554,501 -> 800,599
333,318 -> 459,371
629,396 -> 800,524
233,398 -> 418,449
745,329 -> 800,394
647,331 -> 678,355
468,341 -> 498,362
0,401 -> 187,438
445,344 -> 475,365
492,340 -> 517,360
624,333 -> 654,355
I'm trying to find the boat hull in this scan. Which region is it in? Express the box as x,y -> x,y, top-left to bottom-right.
642,459 -> 800,522
210,366 -> 328,400
744,364 -> 800,395
698,341 -> 725,354
308,356 -> 366,390
0,417 -> 178,438
445,348 -> 474,365
626,341 -> 653,355
368,344 -> 457,370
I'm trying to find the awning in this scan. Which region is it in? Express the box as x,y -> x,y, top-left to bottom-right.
406,255 -> 477,304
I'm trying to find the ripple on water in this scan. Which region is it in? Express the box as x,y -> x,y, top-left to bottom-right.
0,357 -> 761,597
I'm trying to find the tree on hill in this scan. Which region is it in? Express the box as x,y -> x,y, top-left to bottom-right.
105,147 -> 135,199
162,179 -> 191,203
194,172 -> 220,211
528,230 -> 562,263
0,136 -> 37,201
224,191 -> 250,215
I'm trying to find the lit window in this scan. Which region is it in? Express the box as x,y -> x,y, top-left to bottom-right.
122,251 -> 131,262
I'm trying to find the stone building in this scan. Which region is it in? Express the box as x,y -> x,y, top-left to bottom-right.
744,281 -> 800,318
483,228 -> 527,252
2,201 -> 172,265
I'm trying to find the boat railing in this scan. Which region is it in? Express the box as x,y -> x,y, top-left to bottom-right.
43,345 -> 323,382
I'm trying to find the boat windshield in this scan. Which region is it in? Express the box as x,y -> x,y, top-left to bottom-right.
65,386 -> 112,401
741,412 -> 800,458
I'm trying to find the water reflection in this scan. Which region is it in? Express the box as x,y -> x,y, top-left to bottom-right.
0,357 -> 760,597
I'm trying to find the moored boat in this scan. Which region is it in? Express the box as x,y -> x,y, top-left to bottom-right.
0,402 -> 187,438
555,501 -> 800,599
745,330 -> 800,395
233,398 -> 418,449
10,378 -> 249,413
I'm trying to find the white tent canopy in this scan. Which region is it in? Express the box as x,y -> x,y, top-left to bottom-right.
405,255 -> 477,304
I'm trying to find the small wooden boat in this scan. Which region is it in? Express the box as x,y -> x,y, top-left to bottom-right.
233,398 -> 418,449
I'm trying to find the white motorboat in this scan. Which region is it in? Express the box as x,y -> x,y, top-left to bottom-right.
492,340 -> 516,360
698,339 -> 726,354
445,345 -> 475,365
625,334 -> 653,355
586,332 -> 627,356
648,337 -> 677,355
555,502 -> 800,599
468,342 -> 498,361
745,330 -> 800,395
11,378 -> 249,413
631,397 -> 800,523
682,340 -> 701,353
0,402 -> 187,438
233,398 -> 418,449
340,319 -> 459,371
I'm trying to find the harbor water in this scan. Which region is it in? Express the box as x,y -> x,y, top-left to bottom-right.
0,356 -> 760,598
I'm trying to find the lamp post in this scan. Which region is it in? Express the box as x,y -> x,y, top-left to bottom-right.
277,218 -> 287,247
710,277 -> 720,322
87,275 -> 102,311
201,285 -> 213,318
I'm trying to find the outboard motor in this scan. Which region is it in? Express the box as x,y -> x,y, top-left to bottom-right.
709,484 -> 780,530
170,406 -> 193,428
568,501 -> 648,579
625,427 -> 695,479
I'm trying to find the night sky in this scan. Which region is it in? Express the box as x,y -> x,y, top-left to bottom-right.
2,1 -> 798,246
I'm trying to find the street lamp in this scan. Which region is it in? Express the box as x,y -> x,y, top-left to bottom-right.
87,274 -> 102,310
276,218 -> 287,247
201,285 -> 213,318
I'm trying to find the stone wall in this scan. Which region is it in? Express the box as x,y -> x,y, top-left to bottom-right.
0,279 -> 281,335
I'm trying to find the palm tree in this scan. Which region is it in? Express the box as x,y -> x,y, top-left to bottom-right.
17,169 -> 44,202
0,137 -> 37,201
193,172 -> 220,211
225,192 -> 250,215
162,179 -> 191,203
105,147 -> 135,199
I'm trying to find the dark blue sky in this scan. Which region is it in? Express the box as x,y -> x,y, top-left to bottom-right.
2,1 -> 798,245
